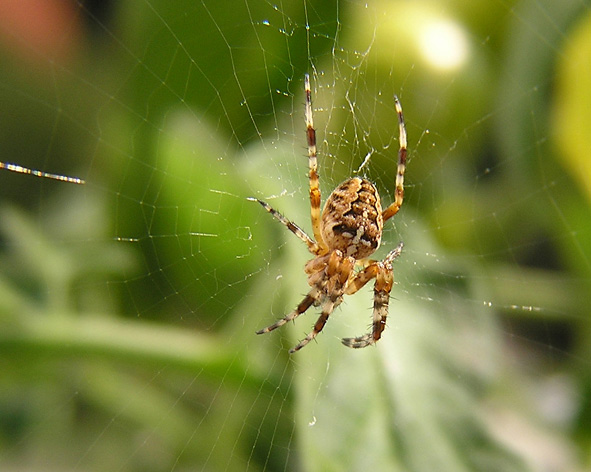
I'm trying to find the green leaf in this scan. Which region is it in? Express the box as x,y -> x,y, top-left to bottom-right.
244,139 -> 531,472
553,13 -> 591,201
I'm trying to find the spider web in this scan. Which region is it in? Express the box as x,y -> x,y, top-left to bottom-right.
0,0 -> 590,471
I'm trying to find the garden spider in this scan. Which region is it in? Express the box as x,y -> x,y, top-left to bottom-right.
251,74 -> 407,353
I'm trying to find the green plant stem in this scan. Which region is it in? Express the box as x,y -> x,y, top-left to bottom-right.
0,312 -> 277,397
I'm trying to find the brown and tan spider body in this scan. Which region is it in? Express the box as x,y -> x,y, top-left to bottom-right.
252,73 -> 407,353
321,177 -> 383,259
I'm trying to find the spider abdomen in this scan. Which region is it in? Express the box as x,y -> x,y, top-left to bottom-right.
321,177 -> 383,258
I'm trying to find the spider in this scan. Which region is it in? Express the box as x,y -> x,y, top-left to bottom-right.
251,73 -> 407,353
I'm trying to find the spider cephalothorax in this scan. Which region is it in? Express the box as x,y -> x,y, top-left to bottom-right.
252,73 -> 407,353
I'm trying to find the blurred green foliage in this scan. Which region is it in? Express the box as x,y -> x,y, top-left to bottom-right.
0,0 -> 590,471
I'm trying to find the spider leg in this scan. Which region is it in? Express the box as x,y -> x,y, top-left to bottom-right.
342,242 -> 403,348
382,97 -> 407,223
256,286 -> 322,335
344,264 -> 379,296
290,252 -> 354,353
304,74 -> 327,252
289,298 -> 337,353
248,197 -> 320,255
